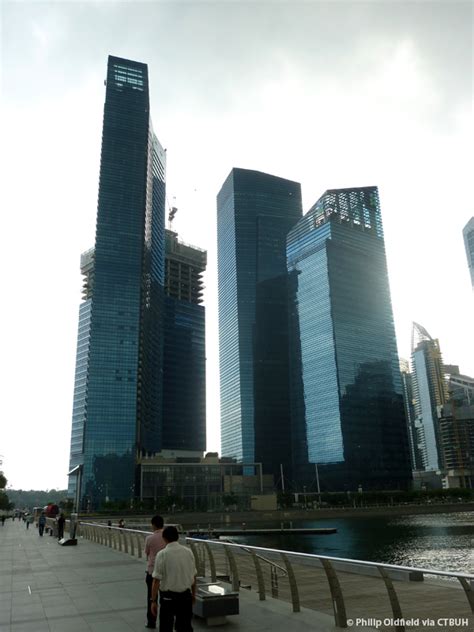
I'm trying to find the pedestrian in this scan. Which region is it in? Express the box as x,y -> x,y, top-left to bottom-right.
1,515 -> 5,526
57,513 -> 65,540
144,515 -> 165,629
26,514 -> 32,529
38,512 -> 46,536
151,526 -> 197,632
107,520 -> 112,529
118,518 -> 125,528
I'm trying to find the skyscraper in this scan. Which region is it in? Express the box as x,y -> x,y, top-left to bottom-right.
400,358 -> 423,471
217,168 -> 302,483
162,229 -> 207,454
411,322 -> 448,471
67,56 -> 166,509
463,217 -> 474,289
287,187 -> 411,491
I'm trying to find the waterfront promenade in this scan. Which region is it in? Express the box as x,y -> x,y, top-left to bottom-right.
0,519 -> 346,632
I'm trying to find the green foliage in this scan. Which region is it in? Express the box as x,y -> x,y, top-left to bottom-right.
0,491 -> 13,510
277,491 -> 294,508
316,488 -> 474,507
0,473 -> 7,489
6,489 -> 68,510
223,493 -> 236,507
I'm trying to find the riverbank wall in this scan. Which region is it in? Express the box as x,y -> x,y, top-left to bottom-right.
92,502 -> 474,528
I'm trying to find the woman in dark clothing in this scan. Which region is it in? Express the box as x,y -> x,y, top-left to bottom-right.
38,512 -> 46,536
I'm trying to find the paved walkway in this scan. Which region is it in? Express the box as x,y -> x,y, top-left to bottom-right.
0,519 -> 344,632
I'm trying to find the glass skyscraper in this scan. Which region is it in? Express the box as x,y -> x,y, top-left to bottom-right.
67,56 -> 166,509
217,168 -> 302,482
287,187 -> 411,491
162,230 -> 207,453
411,322 -> 448,472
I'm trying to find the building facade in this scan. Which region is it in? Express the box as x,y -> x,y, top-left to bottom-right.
139,454 -> 273,511
217,168 -> 302,484
411,322 -> 448,471
438,369 -> 474,488
67,56 -> 166,509
463,217 -> 474,289
162,230 -> 207,454
400,358 -> 423,470
287,186 -> 411,491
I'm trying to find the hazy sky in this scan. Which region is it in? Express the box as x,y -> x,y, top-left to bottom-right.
1,0 -> 473,492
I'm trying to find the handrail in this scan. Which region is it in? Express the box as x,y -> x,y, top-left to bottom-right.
187,536 -> 474,581
77,520 -> 474,628
222,540 -> 288,576
78,521 -> 474,580
79,521 -> 151,535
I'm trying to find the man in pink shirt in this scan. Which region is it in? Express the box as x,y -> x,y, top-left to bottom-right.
145,515 -> 165,629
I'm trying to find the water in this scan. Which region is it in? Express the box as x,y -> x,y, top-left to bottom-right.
228,511 -> 474,574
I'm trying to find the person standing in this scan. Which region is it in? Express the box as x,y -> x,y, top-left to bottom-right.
38,512 -> 46,536
151,526 -> 197,632
144,515 -> 165,629
57,513 -> 66,540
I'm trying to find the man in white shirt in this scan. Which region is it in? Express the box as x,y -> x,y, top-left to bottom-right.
144,515 -> 165,629
151,526 -> 197,632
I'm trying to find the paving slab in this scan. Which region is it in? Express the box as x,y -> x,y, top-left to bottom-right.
0,518 -> 344,631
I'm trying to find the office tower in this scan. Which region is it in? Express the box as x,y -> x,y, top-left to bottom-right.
463,217 -> 474,288
67,56 -> 166,509
217,168 -> 302,483
411,322 -> 448,471
67,250 -> 94,503
287,186 -> 411,491
162,229 -> 207,454
438,370 -> 474,488
400,358 -> 423,470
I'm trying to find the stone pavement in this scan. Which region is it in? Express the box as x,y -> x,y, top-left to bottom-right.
0,518 -> 344,632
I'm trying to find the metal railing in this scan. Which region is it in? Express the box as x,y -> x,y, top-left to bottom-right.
75,521 -> 474,630
185,537 -> 474,630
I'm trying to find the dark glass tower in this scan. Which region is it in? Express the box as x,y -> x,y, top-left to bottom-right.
162,230 -> 207,453
287,187 -> 411,491
67,56 -> 166,509
217,168 -> 302,482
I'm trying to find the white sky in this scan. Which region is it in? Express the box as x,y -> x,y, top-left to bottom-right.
1,0 -> 473,492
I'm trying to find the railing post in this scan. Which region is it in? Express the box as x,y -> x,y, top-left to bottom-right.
203,542 -> 217,582
224,545 -> 240,592
377,566 -> 405,632
281,553 -> 300,613
457,576 -> 474,613
271,565 -> 278,598
136,533 -> 142,558
108,528 -> 112,548
249,549 -> 266,601
123,530 -> 129,554
188,541 -> 205,577
321,558 -> 348,628
118,529 -> 123,552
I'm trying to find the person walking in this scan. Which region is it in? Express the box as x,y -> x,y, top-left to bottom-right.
38,512 -> 46,536
57,513 -> 66,540
151,526 -> 197,632
1,515 -> 5,526
144,515 -> 165,629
